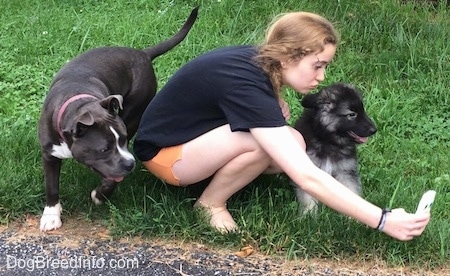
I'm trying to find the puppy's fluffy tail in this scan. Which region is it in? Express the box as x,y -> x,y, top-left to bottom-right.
143,6 -> 198,60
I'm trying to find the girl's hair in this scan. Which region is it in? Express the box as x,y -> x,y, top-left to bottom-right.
255,12 -> 340,97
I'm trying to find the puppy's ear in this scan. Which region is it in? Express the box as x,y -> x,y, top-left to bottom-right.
100,95 -> 123,115
301,93 -> 319,108
302,87 -> 337,111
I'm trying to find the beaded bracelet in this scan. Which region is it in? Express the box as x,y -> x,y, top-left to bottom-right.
376,208 -> 391,231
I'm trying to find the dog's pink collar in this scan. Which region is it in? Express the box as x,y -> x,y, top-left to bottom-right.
56,94 -> 98,141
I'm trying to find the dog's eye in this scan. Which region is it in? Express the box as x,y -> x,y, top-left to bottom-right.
347,112 -> 357,119
100,145 -> 112,153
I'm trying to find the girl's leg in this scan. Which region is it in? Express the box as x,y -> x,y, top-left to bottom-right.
171,124 -> 304,231
171,125 -> 271,231
194,141 -> 273,231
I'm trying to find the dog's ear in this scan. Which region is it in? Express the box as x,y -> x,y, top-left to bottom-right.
302,90 -> 336,112
63,111 -> 95,138
100,95 -> 123,115
75,112 -> 95,137
301,93 -> 319,108
77,111 -> 95,126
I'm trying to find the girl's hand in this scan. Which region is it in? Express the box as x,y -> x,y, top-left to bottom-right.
382,208 -> 431,241
279,99 -> 291,121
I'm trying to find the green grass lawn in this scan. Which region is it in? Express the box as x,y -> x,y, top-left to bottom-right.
1,0 -> 449,269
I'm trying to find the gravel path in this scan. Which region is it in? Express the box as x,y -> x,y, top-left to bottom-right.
0,216 -> 441,275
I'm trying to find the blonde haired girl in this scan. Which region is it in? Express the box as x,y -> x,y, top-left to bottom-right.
134,11 -> 430,240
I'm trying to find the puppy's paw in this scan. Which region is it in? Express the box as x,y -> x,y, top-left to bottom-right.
90,190 -> 103,205
40,203 -> 62,232
295,188 -> 319,216
301,205 -> 318,216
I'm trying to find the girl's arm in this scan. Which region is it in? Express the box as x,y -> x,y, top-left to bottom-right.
250,126 -> 430,240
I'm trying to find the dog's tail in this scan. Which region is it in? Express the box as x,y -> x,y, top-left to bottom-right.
143,6 -> 198,60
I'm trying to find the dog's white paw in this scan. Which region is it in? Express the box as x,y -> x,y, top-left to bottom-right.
295,189 -> 319,215
91,190 -> 103,205
40,203 -> 62,232
301,204 -> 318,215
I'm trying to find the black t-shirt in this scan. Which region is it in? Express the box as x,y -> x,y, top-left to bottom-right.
134,45 -> 287,161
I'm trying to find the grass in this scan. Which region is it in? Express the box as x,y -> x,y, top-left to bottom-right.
1,0 -> 449,269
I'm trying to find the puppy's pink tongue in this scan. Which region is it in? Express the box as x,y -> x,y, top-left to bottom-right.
359,137 -> 368,143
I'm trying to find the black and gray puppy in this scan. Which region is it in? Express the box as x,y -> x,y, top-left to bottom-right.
293,83 -> 377,214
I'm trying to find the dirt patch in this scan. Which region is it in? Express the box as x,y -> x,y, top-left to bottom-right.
1,215 -> 446,275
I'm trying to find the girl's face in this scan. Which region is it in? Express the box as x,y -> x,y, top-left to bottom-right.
281,44 -> 336,94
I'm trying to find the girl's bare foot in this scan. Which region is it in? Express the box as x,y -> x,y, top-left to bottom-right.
194,200 -> 237,233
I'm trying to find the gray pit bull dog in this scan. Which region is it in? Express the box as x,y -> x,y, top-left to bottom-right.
38,7 -> 198,232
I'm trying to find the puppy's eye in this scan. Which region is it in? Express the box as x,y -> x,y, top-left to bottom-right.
347,112 -> 357,119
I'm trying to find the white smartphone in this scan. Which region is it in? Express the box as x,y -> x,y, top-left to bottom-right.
415,190 -> 436,214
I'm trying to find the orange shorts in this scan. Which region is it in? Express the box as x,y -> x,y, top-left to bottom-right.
142,145 -> 182,186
